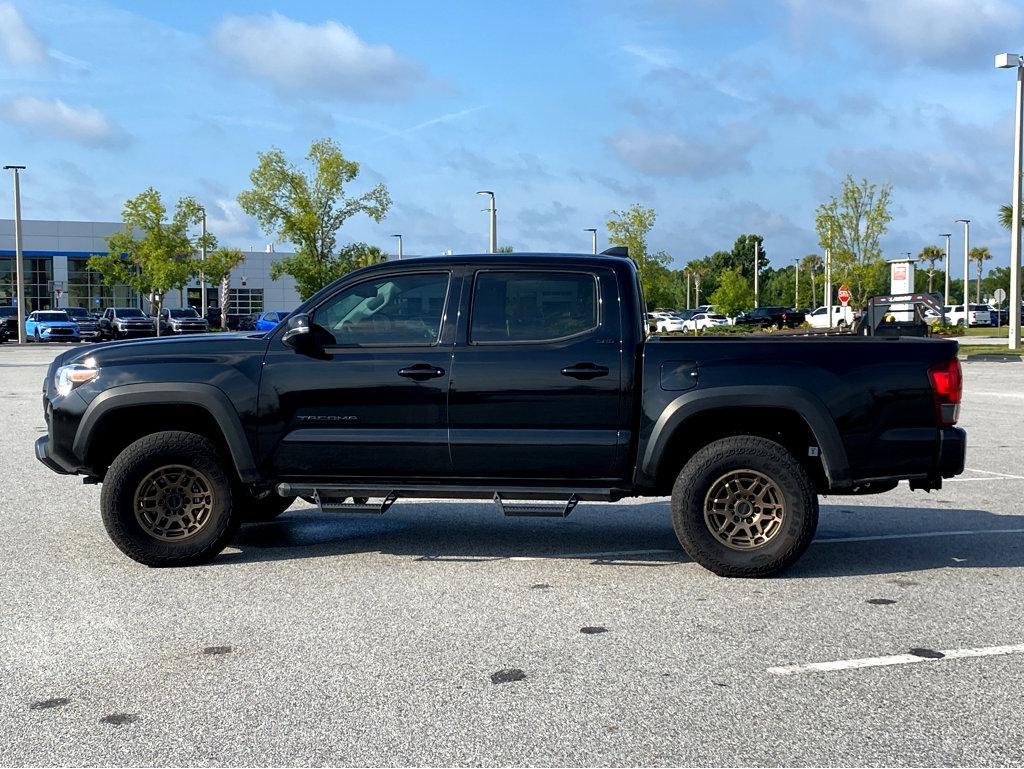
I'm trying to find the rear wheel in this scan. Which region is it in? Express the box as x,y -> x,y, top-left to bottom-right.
671,436 -> 818,577
100,431 -> 238,566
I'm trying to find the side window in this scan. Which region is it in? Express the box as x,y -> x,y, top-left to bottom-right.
313,272 -> 450,346
471,271 -> 598,343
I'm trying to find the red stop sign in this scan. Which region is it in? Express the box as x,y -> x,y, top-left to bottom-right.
837,285 -> 852,305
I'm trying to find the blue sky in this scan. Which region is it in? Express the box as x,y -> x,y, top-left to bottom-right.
1,0 -> 1023,269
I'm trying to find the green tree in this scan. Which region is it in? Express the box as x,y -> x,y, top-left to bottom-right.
999,203 -> 1023,229
269,242 -> 388,299
238,138 -> 391,300
970,246 -> 992,303
496,245 -> 514,253
815,176 -> 893,307
917,245 -> 944,294
606,203 -> 675,306
87,188 -> 209,334
685,258 -> 713,307
709,268 -> 755,318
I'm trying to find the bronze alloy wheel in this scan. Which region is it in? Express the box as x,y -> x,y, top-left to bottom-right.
133,464 -> 216,542
703,469 -> 786,551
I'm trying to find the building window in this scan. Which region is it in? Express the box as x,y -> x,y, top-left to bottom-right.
66,256 -> 136,311
0,255 -> 54,311
229,288 -> 263,316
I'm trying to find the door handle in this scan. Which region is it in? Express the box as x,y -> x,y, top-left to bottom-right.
398,363 -> 446,381
560,362 -> 609,380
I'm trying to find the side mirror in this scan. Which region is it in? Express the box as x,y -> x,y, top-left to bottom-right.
282,313 -> 311,348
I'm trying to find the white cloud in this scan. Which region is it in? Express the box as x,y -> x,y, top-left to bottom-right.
608,125 -> 759,178
785,0 -> 1024,69
212,13 -> 426,101
2,97 -> 127,147
0,2 -> 47,66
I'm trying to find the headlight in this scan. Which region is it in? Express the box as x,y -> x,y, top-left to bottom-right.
55,361 -> 99,397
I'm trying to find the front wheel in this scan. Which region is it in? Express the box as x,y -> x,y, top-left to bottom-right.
671,436 -> 819,577
100,431 -> 239,566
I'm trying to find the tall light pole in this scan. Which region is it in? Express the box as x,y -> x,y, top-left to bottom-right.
199,206 -> 207,316
4,165 -> 27,343
825,226 -> 833,328
684,269 -> 691,309
793,258 -> 800,308
392,234 -> 403,260
753,239 -> 760,308
476,191 -> 496,253
940,233 -> 952,305
996,53 -> 1023,350
955,219 -> 970,308
584,228 -> 597,255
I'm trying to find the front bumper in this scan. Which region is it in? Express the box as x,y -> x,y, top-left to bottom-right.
116,326 -> 155,338
35,435 -> 75,474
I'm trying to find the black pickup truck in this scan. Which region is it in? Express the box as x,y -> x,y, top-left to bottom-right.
735,306 -> 807,329
36,253 -> 966,576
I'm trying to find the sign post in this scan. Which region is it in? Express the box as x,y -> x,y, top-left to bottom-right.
994,287 -> 1007,329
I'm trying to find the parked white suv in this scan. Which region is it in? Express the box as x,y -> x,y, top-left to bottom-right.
944,304 -> 991,327
647,312 -> 686,333
682,313 -> 729,332
807,305 -> 856,329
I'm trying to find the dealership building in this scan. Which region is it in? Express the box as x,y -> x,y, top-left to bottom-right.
0,218 -> 303,316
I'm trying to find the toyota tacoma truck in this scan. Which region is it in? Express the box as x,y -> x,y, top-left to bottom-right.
36,253 -> 966,576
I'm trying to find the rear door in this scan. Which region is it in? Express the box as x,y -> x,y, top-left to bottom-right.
447,265 -> 626,480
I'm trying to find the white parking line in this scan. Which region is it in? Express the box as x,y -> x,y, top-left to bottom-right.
768,643 -> 1024,676
963,467 -> 1024,479
814,528 -> 1024,544
972,391 -> 1024,399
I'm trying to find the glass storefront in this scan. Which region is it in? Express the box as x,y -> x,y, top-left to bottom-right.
0,255 -> 53,312
66,256 -> 136,310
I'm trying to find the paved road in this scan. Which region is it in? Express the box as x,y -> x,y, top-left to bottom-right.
1,343 -> 1022,766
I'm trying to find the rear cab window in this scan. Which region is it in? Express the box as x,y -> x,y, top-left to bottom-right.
469,271 -> 599,344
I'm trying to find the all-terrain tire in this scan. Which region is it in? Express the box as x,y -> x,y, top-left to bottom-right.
100,431 -> 238,566
671,435 -> 818,578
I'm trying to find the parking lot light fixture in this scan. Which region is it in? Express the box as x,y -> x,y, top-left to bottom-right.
3,164 -> 27,344
956,219 -> 970,309
199,206 -> 207,317
476,191 -> 496,253
392,234 -> 403,260
940,233 -> 952,305
584,228 -> 597,255
996,52 -> 1023,350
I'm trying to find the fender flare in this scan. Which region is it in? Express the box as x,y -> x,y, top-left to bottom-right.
640,385 -> 851,488
73,382 -> 260,483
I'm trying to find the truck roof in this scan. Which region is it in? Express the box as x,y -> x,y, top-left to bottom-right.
363,253 -> 632,269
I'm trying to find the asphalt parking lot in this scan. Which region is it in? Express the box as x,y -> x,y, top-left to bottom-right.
1,342 -> 1022,766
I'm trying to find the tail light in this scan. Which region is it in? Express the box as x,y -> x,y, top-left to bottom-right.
928,358 -> 962,426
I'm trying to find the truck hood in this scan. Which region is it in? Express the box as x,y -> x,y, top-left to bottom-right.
58,331 -> 268,367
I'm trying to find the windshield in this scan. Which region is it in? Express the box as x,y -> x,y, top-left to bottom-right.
116,308 -> 146,318
37,312 -> 70,322
168,308 -> 199,318
0,307 -> 16,317
709,315 -> 727,320
65,307 -> 89,318
969,304 -> 989,311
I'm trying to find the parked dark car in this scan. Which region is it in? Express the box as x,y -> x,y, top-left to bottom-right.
97,307 -> 157,340
735,306 -> 806,329
159,307 -> 209,335
37,253 -> 966,577
64,307 -> 101,341
0,305 -> 17,342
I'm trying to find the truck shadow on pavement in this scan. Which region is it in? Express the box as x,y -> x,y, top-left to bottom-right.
219,500 -> 1024,577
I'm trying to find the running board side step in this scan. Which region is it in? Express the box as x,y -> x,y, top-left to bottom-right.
277,483 -> 624,502
493,492 -> 578,518
312,490 -> 398,515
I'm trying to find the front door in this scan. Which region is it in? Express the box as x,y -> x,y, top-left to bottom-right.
259,269 -> 457,479
447,266 -> 626,480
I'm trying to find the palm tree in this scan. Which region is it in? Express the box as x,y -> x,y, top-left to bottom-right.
969,246 -> 992,303
917,245 -> 943,293
800,254 -> 823,307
